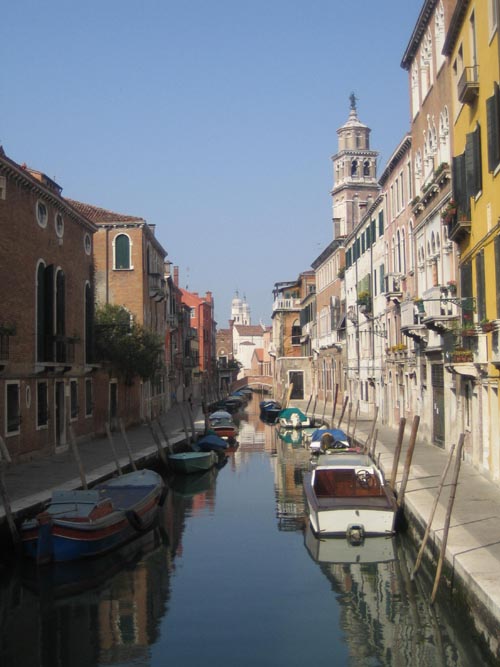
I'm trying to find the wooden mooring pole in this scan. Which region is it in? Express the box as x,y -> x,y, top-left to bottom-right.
411,442 -> 457,581
351,401 -> 359,442
430,434 -> 465,605
389,418 -> 407,490
364,406 -> 379,453
345,401 -> 352,438
337,396 -> 349,428
149,420 -> 168,466
69,425 -> 88,489
396,415 -> 420,509
118,418 -> 138,471
105,422 -> 123,475
331,384 -> 339,424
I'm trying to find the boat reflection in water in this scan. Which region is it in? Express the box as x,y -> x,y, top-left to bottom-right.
304,523 -> 396,564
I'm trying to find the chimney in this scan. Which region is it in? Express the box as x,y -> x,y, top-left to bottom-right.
173,266 -> 179,286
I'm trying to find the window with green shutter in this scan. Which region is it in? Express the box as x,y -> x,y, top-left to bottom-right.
495,235 -> 500,318
378,211 -> 384,236
115,234 -> 131,269
486,82 -> 500,173
465,123 -> 482,199
475,250 -> 486,322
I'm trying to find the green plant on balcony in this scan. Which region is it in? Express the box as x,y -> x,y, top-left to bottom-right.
446,279 -> 457,293
357,290 -> 371,312
451,347 -> 473,363
441,199 -> 457,224
434,162 -> 449,178
480,318 -> 495,333
410,196 -> 421,208
337,265 -> 346,279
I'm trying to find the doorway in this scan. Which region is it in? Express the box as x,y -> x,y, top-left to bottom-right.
289,371 -> 304,400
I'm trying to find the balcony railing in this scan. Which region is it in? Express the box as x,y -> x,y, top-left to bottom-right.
458,65 -> 479,104
37,334 -> 77,364
272,298 -> 302,312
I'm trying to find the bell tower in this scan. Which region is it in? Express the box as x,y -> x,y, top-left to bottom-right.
331,94 -> 379,238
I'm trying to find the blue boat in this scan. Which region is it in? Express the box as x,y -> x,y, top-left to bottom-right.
21,469 -> 165,565
195,433 -> 229,452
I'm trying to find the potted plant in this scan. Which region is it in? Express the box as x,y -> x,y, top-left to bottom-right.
446,279 -> 457,294
441,199 -> 457,224
357,291 -> 371,313
480,318 -> 495,333
337,265 -> 346,280
451,348 -> 473,363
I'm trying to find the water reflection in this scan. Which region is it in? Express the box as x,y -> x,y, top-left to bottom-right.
0,394 -> 496,667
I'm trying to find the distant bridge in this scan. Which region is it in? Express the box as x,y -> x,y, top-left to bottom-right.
232,376 -> 273,392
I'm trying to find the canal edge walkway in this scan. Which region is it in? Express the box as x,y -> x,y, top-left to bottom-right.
304,404 -> 500,660
0,400 -> 205,526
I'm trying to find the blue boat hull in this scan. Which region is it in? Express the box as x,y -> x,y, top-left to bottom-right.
21,469 -> 164,563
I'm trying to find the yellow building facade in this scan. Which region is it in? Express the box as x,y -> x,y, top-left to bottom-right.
444,0 -> 500,479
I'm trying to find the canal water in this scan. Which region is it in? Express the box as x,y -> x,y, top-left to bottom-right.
0,395 -> 496,667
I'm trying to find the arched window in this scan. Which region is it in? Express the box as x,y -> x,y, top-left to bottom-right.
435,2 -> 445,69
439,106 -> 450,164
401,228 -> 407,274
114,234 -> 131,269
55,269 -> 66,362
351,159 -> 358,177
363,160 -> 370,176
397,230 -> 401,273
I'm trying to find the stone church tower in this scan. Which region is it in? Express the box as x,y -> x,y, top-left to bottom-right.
231,291 -> 251,325
331,95 -> 379,238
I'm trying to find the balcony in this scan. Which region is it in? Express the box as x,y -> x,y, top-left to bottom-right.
272,298 -> 301,312
383,274 -> 403,303
422,286 -> 459,333
314,331 -> 344,352
458,66 -> 479,104
400,300 -> 428,342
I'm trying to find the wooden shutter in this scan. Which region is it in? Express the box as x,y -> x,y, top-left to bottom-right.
486,83 -> 500,172
495,235 -> 500,319
475,250 -> 486,322
452,153 -> 469,218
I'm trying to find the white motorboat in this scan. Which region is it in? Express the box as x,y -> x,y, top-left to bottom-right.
303,452 -> 398,540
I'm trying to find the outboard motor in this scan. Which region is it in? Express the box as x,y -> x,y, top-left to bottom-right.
290,413 -> 301,428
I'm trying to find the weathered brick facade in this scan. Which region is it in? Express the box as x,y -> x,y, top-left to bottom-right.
0,149 -> 97,461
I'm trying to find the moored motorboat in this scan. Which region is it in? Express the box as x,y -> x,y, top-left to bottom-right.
195,433 -> 229,453
303,452 -> 398,539
168,450 -> 218,474
21,469 -> 165,564
259,400 -> 281,423
307,428 -> 353,455
304,522 -> 396,564
278,406 -> 311,428
208,412 -> 238,442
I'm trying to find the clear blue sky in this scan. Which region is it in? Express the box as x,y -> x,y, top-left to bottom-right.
2,0 -> 422,325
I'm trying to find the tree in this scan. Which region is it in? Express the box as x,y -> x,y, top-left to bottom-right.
95,304 -> 164,385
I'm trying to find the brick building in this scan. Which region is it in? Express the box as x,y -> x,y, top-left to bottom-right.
0,148 -> 97,462
68,200 -> 169,426
180,289 -> 216,398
